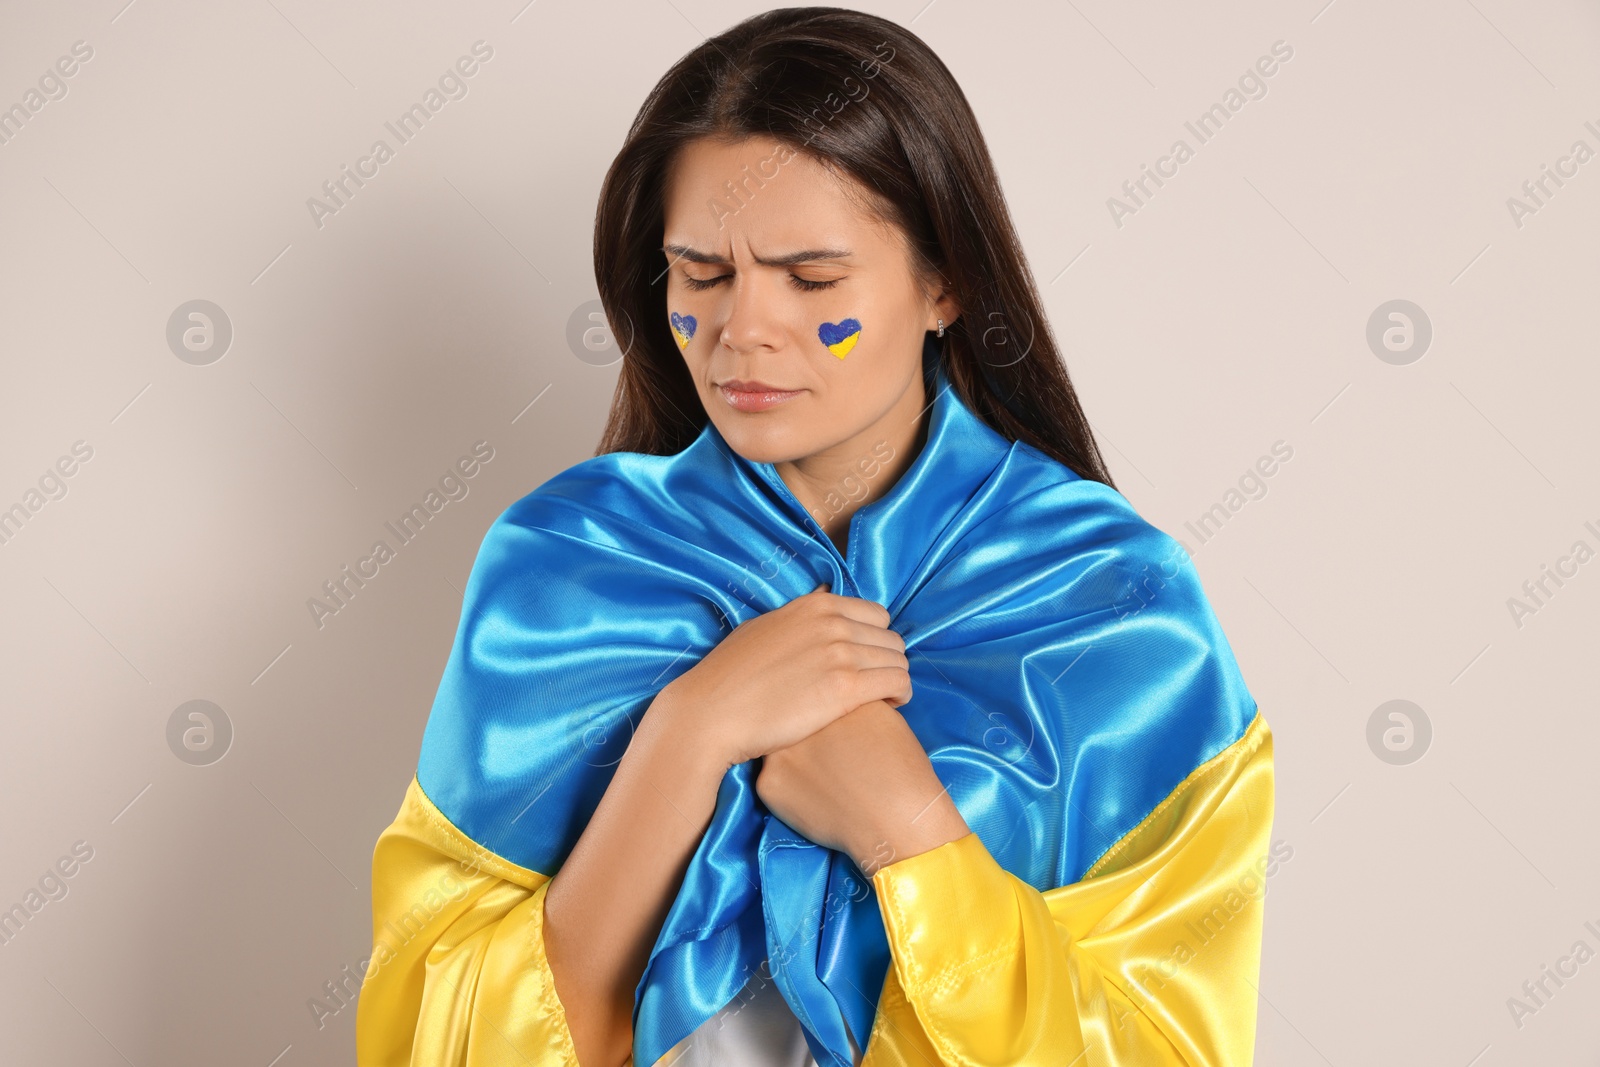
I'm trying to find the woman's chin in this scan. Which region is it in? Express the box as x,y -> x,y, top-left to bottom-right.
718,421 -> 816,467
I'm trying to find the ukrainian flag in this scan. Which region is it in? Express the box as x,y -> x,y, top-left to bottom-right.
357,343 -> 1274,1066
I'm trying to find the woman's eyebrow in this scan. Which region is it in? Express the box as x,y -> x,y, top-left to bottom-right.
662,243 -> 854,267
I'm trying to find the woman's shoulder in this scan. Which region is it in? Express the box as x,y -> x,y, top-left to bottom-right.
988,438 -> 1194,592
496,450 -> 658,530
474,436 -> 738,569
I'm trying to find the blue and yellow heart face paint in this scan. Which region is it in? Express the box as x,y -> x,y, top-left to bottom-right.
818,318 -> 861,359
670,312 -> 697,350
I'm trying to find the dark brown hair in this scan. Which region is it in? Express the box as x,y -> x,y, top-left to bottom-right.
592,6 -> 1116,489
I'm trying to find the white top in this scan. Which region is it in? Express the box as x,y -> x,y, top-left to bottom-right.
647,968 -> 864,1067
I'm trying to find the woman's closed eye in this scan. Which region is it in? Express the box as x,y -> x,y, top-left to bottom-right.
682,273 -> 841,292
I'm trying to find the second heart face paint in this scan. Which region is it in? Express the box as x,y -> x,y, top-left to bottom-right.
818,318 -> 861,359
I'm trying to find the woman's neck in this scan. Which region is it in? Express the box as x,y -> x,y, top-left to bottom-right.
773,371 -> 930,555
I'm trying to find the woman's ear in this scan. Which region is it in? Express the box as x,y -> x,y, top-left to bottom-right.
925,273 -> 960,331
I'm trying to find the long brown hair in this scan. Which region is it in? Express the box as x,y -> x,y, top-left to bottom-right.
592,6 -> 1116,489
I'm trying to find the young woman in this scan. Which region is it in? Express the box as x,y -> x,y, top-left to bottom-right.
357,9 -> 1274,1066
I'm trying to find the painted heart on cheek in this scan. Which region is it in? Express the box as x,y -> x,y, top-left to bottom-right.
818,318 -> 861,359
670,312 -> 697,350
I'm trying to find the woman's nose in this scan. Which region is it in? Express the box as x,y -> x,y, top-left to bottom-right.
717,272 -> 789,353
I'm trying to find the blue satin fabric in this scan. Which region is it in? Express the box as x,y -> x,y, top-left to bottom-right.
415,336 -> 1258,1067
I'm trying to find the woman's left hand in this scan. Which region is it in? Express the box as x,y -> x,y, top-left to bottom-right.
754,700 -> 971,877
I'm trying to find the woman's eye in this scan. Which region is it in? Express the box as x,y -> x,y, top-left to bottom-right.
789,275 -> 840,292
680,273 -> 840,292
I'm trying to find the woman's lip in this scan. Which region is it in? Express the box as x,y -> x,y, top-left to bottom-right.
718,383 -> 805,413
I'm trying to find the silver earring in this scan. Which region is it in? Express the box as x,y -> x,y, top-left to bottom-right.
936,319 -> 945,337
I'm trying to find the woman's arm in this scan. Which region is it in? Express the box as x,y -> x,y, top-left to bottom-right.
358,562 -> 910,1066
543,685 -> 729,1066
861,710 -> 1275,1066
354,684 -> 728,1067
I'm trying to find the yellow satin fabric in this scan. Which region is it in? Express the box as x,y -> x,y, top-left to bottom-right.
861,709 -> 1275,1066
357,708 -> 1272,1066
354,776 -> 577,1066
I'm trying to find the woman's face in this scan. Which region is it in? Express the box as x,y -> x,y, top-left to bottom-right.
660,136 -> 957,468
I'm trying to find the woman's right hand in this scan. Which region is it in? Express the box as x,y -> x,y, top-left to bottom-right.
660,583 -> 911,768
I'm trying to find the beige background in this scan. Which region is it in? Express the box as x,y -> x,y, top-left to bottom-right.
2,0 -> 1597,1063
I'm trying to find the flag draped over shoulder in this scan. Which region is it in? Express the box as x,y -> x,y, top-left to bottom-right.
358,337 -> 1274,1067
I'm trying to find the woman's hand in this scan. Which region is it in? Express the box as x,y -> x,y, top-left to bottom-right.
754,700 -> 971,877
661,584 -> 912,769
